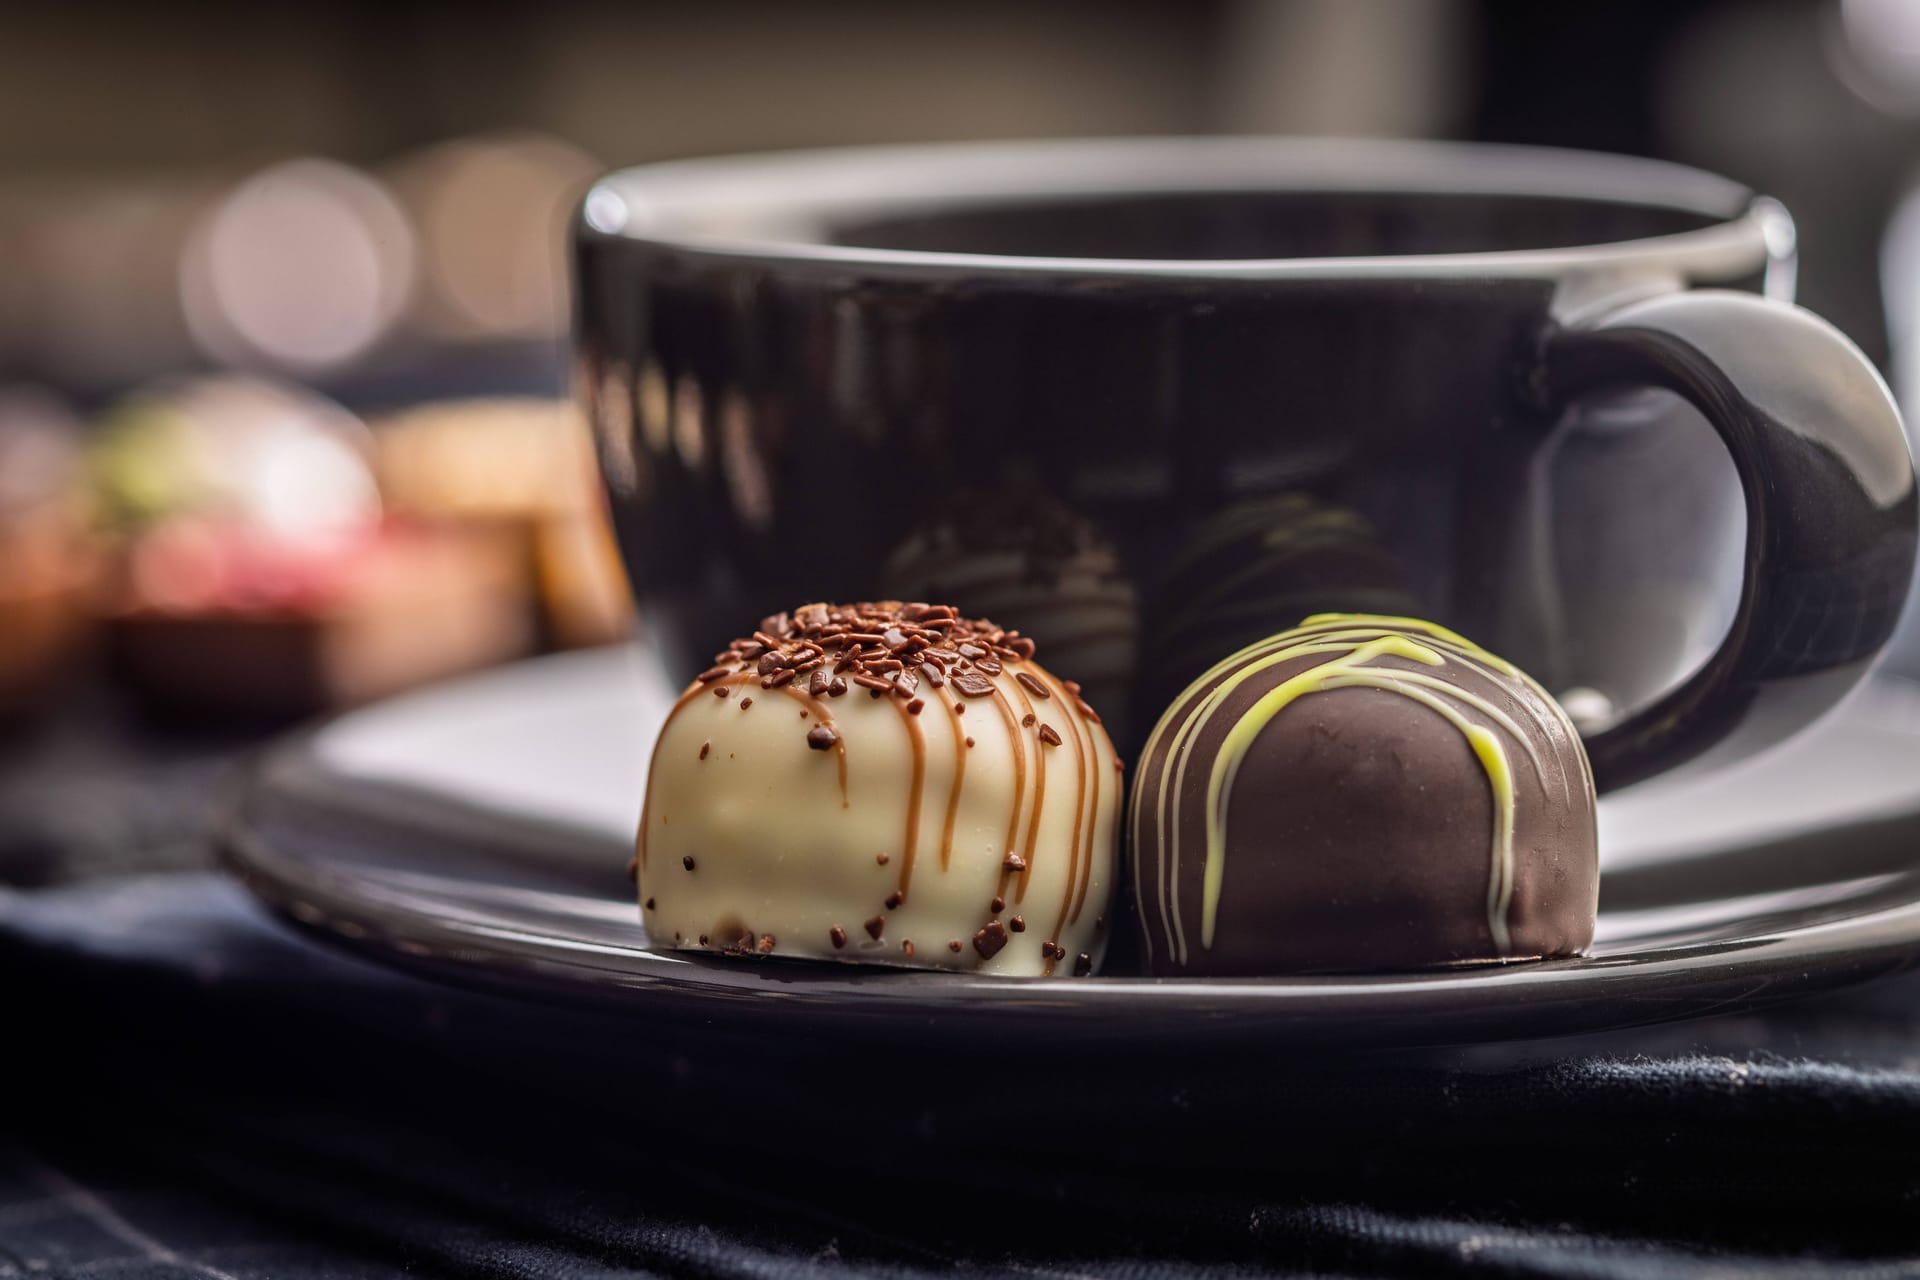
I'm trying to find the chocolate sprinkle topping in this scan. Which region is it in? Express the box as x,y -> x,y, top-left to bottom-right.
644,897 -> 655,910
948,939 -> 963,953
906,698 -> 925,715
901,940 -> 915,958
973,921 -> 1009,959
738,697 -> 753,710
708,601 -> 1049,748
806,725 -> 839,751
1038,723 -> 1063,747
876,852 -> 890,865
864,915 -> 886,940
1021,713 -> 1036,728
1010,915 -> 1026,932
683,855 -> 696,871
1074,952 -> 1094,977
885,890 -> 904,910
990,896 -> 1005,913
1003,854 -> 1027,873
714,686 -> 730,698
951,671 -> 996,698
699,741 -> 710,760
1015,672 -> 1051,699
830,925 -> 848,949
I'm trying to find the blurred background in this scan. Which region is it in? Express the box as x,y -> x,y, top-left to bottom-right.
5,0 -> 1920,879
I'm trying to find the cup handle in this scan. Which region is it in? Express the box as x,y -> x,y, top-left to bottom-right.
1538,289 -> 1917,790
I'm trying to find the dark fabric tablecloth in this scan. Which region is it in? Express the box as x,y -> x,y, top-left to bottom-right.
4,871 -> 1920,1279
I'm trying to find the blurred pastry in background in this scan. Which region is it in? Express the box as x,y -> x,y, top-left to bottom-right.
92,376 -> 533,720
92,374 -> 381,549
0,389 -> 99,714
372,397 -> 633,650
880,486 -> 1137,741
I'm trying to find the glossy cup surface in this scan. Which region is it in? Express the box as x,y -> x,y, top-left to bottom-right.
573,139 -> 1798,758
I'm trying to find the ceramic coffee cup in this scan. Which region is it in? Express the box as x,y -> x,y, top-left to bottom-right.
573,138 -> 1916,787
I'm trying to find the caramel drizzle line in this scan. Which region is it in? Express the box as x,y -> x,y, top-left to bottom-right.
638,672 -> 757,871
999,682 -> 1043,904
983,686 -> 1030,900
782,680 -> 924,893
642,671 -> 849,876
885,693 -> 927,896
1031,665 -> 1094,964
1067,695 -> 1100,926
939,688 -> 967,871
1036,670 -> 1085,936
765,683 -> 848,805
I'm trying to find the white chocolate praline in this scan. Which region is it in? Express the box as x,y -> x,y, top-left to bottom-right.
637,618 -> 1121,977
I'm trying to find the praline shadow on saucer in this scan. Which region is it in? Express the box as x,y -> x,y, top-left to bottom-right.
637,601 -> 1121,977
1129,614 -> 1597,976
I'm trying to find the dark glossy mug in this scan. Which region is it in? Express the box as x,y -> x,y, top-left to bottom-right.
573,139 -> 1916,790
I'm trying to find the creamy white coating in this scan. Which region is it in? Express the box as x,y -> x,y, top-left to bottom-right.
638,656 -> 1120,976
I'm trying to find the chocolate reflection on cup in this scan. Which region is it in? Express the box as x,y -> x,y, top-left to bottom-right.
718,389 -> 774,532
670,374 -> 708,472
879,486 -> 1138,742
636,360 -> 672,460
1139,492 -> 1417,722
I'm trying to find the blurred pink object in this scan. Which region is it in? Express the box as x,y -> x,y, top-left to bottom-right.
0,387 -> 97,712
90,376 -> 536,719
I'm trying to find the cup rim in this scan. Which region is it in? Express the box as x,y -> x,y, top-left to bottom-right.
580,137 -> 1783,283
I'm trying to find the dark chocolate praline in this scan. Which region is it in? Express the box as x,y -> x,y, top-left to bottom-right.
1129,614 -> 1597,975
